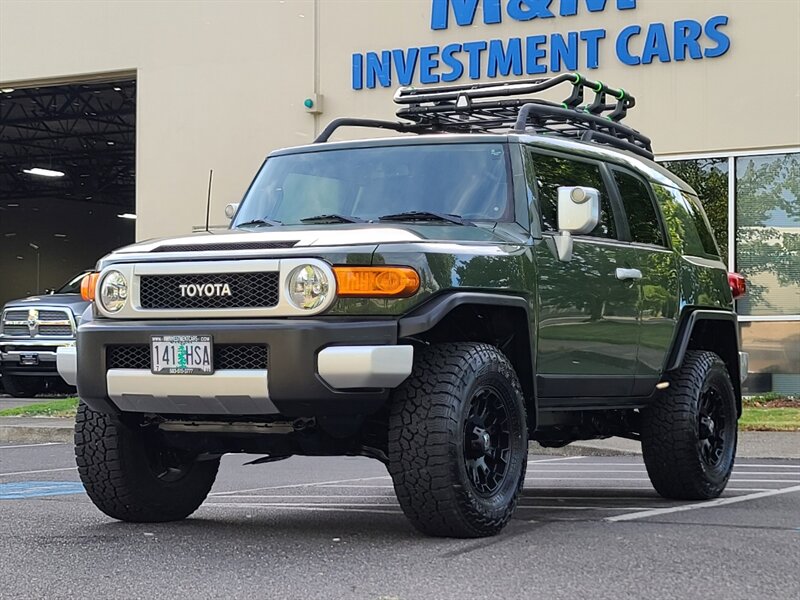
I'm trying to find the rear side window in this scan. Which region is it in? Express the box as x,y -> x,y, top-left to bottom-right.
652,184 -> 721,259
529,153 -> 617,239
685,194 -> 721,257
612,170 -> 666,246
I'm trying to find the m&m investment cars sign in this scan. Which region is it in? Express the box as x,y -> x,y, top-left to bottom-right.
352,0 -> 731,89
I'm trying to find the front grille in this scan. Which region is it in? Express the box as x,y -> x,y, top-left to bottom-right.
139,272 -> 280,310
39,310 -> 69,320
38,325 -> 73,336
153,241 -> 298,253
107,344 -> 269,370
2,308 -> 72,338
2,325 -> 28,336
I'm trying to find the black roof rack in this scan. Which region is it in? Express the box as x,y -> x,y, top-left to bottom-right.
315,73 -> 653,160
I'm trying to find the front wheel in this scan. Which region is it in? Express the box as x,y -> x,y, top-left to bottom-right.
1,373 -> 47,398
641,350 -> 738,500
75,403 -> 220,522
388,343 -> 528,538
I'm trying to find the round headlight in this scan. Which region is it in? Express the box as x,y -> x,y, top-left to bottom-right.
99,270 -> 128,313
287,264 -> 330,310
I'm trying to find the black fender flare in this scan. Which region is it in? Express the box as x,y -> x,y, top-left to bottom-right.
665,308 -> 743,410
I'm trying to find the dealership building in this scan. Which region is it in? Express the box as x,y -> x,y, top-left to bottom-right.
0,0 -> 798,393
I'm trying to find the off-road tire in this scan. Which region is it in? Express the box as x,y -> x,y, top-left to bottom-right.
75,402 -> 220,522
0,373 -> 47,398
388,343 -> 528,538
641,350 -> 738,500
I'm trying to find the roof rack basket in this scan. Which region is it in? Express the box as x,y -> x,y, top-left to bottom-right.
315,73 -> 653,160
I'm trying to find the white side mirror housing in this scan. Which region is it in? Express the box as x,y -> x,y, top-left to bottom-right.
551,186 -> 601,262
224,203 -> 239,220
557,186 -> 600,234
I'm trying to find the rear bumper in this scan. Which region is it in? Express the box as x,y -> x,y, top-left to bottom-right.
76,315 -> 412,418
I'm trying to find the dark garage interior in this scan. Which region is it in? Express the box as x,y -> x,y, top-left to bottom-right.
0,78 -> 136,306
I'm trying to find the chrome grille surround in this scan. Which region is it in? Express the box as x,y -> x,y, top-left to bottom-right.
1,306 -> 75,338
94,258 -> 337,319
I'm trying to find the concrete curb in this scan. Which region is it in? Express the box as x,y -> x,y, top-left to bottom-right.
0,423 -> 73,444
1,418 -> 797,459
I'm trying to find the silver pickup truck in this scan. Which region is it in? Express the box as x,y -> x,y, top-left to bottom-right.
0,272 -> 90,397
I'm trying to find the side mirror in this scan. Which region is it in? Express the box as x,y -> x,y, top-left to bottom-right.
552,186 -> 600,262
224,203 -> 239,220
44,288 -> 55,295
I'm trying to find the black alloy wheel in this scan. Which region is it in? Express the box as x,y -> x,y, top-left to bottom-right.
463,387 -> 512,496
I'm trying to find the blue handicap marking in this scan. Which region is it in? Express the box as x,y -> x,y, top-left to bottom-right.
0,481 -> 85,499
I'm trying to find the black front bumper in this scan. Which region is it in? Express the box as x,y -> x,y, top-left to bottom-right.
77,315 -> 399,417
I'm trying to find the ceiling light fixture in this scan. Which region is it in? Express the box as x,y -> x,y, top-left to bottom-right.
0,88 -> 15,93
118,213 -> 137,220
23,167 -> 65,178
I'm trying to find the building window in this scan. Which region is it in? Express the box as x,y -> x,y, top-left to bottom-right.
735,153 -> 800,317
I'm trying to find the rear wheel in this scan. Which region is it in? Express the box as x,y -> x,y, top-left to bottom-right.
388,343 -> 528,538
75,402 -> 219,522
641,350 -> 738,500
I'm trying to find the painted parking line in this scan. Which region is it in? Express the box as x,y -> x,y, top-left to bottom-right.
606,484 -> 800,522
208,474 -> 393,496
0,443 -> 67,450
0,481 -> 85,499
0,467 -> 78,477
203,502 -> 402,516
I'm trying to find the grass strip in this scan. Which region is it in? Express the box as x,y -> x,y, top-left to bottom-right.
0,397 -> 79,418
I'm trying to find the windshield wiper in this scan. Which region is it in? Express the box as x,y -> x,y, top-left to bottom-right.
300,214 -> 365,224
378,211 -> 473,226
236,217 -> 282,228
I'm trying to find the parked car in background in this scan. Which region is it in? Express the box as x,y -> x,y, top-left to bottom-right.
0,271 -> 91,397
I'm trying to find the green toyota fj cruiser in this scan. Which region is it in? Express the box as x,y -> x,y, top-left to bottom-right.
65,74 -> 748,537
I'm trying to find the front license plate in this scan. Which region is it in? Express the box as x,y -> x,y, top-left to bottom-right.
19,353 -> 39,366
151,335 -> 213,375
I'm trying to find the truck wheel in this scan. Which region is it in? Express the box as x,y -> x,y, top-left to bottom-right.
388,343 -> 528,538
641,350 -> 738,500
75,402 -> 220,522
1,373 -> 46,398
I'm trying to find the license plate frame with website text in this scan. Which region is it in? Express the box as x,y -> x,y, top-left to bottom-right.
151,335 -> 213,375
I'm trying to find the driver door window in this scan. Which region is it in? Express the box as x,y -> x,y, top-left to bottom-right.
530,153 -> 618,239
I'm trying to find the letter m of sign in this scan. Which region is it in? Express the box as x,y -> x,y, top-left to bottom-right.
431,0 -> 637,30
431,0 -> 503,30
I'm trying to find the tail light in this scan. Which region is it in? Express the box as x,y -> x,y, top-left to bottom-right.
728,272 -> 746,300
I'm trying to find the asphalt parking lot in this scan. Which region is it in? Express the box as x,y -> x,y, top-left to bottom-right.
0,443 -> 798,599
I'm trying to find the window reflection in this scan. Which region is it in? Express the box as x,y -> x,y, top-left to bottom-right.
741,321 -> 800,395
735,153 -> 800,317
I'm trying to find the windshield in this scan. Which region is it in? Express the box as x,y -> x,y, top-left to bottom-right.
232,143 -> 513,227
55,271 -> 90,294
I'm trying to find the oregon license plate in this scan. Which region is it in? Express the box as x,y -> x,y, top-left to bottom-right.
151,335 -> 213,375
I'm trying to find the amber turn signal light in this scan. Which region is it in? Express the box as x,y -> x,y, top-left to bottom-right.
333,266 -> 420,298
80,272 -> 100,301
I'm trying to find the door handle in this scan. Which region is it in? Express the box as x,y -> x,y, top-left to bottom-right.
616,268 -> 642,281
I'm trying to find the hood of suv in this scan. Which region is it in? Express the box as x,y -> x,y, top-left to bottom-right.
3,293 -> 90,315
112,224 -> 524,254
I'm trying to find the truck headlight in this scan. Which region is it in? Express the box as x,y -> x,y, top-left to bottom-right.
287,264 -> 330,310
99,270 -> 128,313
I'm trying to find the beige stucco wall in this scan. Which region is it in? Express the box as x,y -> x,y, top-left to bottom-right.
1,0 -> 799,240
